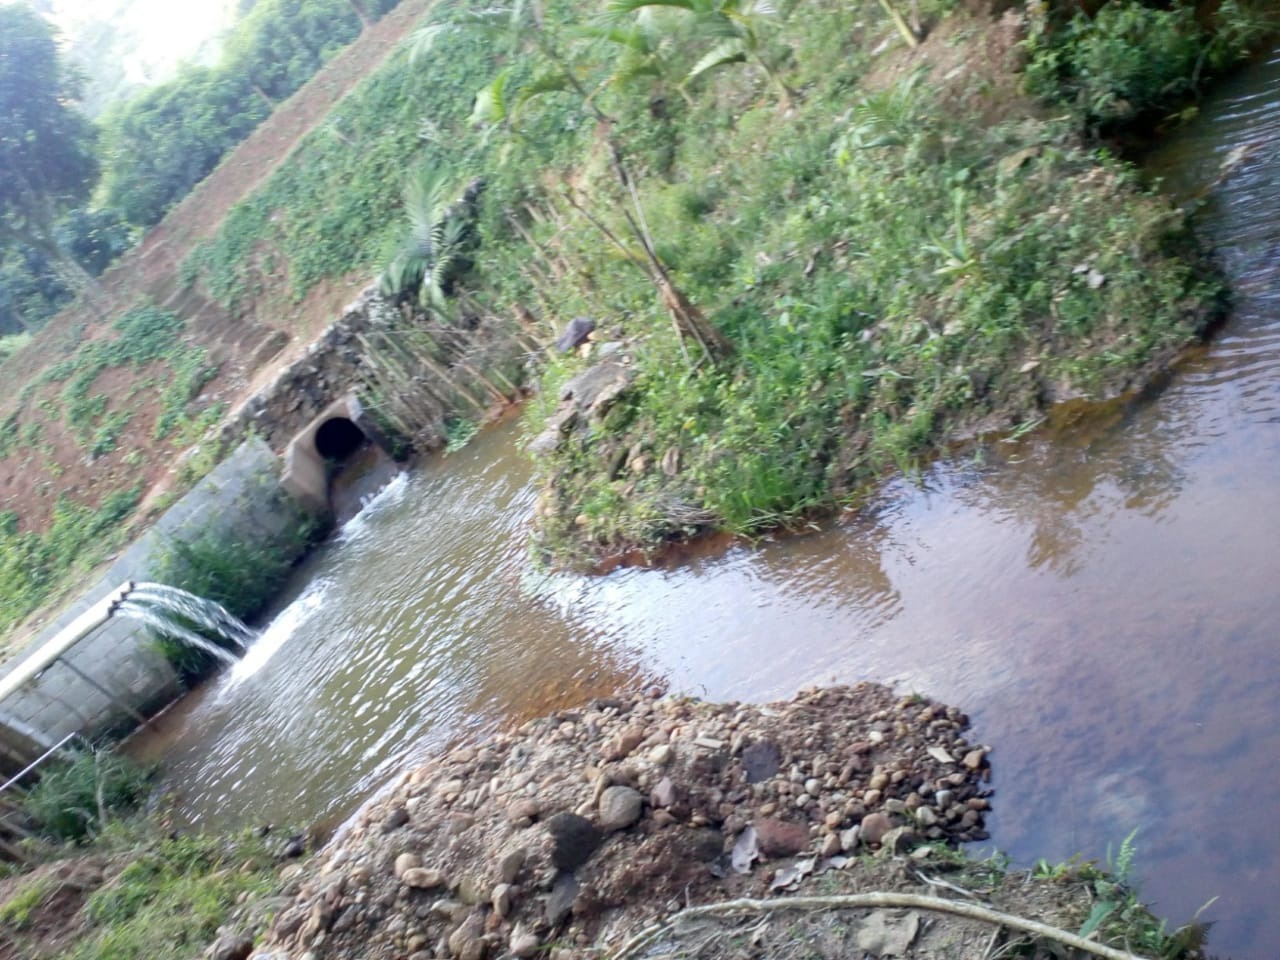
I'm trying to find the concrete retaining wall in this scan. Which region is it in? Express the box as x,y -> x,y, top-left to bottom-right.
0,439 -> 309,756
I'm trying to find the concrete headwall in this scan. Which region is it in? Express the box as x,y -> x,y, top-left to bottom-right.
0,438 -> 308,755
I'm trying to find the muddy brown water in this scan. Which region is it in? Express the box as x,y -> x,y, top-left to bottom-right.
131,48 -> 1280,957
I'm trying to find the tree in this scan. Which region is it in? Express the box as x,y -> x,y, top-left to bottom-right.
0,5 -> 101,307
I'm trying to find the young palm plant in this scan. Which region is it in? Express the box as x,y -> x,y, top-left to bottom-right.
379,166 -> 470,315
603,0 -> 797,106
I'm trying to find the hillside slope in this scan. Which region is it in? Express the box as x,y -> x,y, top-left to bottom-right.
0,0 -> 431,639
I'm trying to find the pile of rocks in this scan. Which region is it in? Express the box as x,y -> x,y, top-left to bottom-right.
246,683 -> 993,960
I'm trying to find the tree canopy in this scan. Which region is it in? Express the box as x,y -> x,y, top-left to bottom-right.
0,5 -> 99,276
100,0 -> 403,229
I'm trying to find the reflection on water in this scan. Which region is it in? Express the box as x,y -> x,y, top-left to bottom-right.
132,48 -> 1280,958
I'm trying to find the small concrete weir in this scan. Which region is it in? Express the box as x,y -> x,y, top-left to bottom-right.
0,582 -> 255,774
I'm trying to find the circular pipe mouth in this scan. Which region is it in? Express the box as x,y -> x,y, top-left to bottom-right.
314,417 -> 368,463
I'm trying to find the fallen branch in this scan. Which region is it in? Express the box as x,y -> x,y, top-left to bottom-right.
609,892 -> 1154,960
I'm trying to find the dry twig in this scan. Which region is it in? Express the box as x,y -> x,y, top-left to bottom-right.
609,893 -> 1154,960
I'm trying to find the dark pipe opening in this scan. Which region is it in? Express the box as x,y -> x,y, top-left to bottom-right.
314,417 -> 367,462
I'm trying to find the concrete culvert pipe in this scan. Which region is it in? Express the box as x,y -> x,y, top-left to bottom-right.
314,417 -> 367,462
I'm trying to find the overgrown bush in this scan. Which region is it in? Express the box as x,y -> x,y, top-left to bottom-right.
1023,0 -> 1273,127
21,750 -> 154,842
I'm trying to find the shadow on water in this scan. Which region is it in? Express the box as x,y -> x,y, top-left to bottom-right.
131,46 -> 1280,958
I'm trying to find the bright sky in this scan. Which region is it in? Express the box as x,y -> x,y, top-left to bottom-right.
39,0 -> 241,111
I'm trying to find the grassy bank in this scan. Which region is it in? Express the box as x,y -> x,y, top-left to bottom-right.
2,0 -> 1268,632
491,0 -> 1259,562
174,0 -> 1269,565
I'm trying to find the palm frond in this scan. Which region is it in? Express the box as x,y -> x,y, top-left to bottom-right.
407,24 -> 451,66
603,0 -> 702,26
470,67 -> 513,126
688,36 -> 747,79
515,68 -> 573,109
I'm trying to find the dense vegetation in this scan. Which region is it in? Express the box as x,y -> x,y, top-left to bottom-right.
99,0 -> 404,228
0,0 -> 1271,630
170,0 -> 1270,562
146,512 -> 320,682
0,0 -> 403,337
17,751 -> 153,844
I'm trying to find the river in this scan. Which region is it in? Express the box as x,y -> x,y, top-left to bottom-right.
131,46 -> 1280,958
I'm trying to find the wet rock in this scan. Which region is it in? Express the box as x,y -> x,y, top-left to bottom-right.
207,933 -> 254,960
431,899 -> 467,922
881,826 -> 918,854
507,799 -> 540,827
820,833 -> 842,858
555,317 -> 595,354
510,925 -> 540,958
741,742 -> 782,783
457,875 -> 486,905
546,872 -> 581,927
401,868 -> 446,890
270,906 -> 307,939
860,812 -> 893,847
381,806 -> 410,833
754,818 -> 809,857
599,786 -> 644,831
962,748 -> 987,771
492,883 -> 514,918
546,812 -> 604,870
604,727 -> 646,762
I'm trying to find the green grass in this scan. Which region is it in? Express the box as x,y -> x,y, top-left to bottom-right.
0,485 -> 143,634
182,20 -> 503,314
20,751 -> 154,843
518,57 -> 1220,558
0,873 -> 56,929
1023,0 -> 1274,128
65,831 -> 281,960
176,0 -> 1237,563
146,510 -> 321,682
0,331 -> 32,363
33,305 -> 218,449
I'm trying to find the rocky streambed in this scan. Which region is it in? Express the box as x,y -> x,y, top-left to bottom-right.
240,683 -> 1009,960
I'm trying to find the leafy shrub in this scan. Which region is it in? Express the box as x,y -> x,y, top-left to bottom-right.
149,521 -> 314,623
1024,0 -> 1272,126
21,750 -> 154,842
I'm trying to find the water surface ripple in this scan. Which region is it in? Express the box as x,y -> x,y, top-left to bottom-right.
134,48 -> 1280,958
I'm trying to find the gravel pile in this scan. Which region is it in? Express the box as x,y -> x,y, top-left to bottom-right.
242,683 -> 994,960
